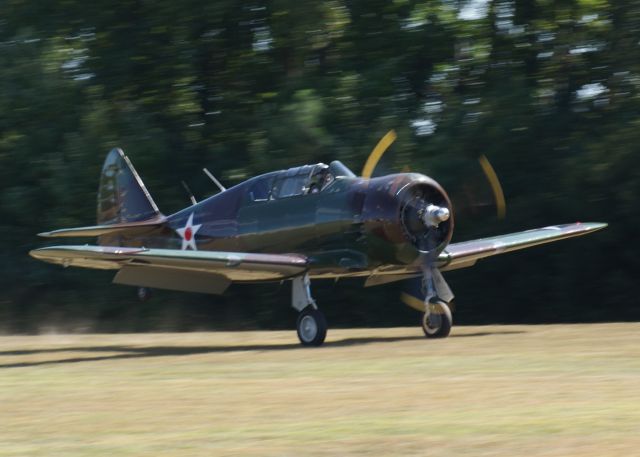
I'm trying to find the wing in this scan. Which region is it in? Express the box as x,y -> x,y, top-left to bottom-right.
30,245 -> 308,295
438,222 -> 607,271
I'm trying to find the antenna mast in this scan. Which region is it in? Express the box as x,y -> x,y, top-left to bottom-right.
203,168 -> 226,193
181,181 -> 197,206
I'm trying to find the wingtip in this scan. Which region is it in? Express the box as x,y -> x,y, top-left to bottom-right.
28,247 -> 46,259
578,222 -> 608,231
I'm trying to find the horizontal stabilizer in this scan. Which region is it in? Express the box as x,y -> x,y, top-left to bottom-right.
38,216 -> 166,238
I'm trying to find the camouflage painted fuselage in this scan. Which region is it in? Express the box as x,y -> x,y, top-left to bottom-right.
104,171 -> 453,280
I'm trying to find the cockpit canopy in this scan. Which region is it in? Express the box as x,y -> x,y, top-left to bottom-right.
246,161 -> 356,202
272,164 -> 321,199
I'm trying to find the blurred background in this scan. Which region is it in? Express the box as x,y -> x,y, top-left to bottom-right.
1,0 -> 637,333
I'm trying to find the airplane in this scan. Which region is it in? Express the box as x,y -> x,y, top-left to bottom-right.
30,137 -> 607,346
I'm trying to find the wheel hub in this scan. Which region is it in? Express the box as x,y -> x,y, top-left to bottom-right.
424,313 -> 443,334
299,315 -> 318,342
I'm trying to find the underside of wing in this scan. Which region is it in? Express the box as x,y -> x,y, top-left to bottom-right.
30,245 -> 309,294
438,222 -> 607,271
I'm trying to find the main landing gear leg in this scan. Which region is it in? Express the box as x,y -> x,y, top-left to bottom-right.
420,267 -> 453,338
292,274 -> 327,346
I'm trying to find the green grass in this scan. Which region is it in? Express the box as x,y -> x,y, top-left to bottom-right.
1,324 -> 639,456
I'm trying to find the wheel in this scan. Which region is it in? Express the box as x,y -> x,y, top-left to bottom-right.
296,307 -> 327,347
421,301 -> 452,338
137,287 -> 152,302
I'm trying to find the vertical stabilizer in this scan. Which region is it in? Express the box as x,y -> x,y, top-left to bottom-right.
97,148 -> 161,225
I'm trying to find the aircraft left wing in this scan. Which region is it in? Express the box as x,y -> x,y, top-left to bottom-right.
29,245 -> 308,295
438,222 -> 607,271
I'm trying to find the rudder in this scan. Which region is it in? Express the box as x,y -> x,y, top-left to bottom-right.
97,148 -> 161,225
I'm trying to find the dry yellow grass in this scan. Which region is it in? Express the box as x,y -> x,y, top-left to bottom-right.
1,324 -> 639,456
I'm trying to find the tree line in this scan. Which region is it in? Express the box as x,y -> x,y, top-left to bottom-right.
1,1 -> 637,332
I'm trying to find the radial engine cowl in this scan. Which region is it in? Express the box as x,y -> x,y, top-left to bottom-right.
398,180 -> 454,253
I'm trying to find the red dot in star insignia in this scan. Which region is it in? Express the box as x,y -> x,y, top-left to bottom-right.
185,227 -> 192,241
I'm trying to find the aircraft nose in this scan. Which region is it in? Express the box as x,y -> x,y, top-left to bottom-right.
397,179 -> 454,253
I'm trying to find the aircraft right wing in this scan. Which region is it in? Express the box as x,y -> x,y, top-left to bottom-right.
438,222 -> 607,271
30,245 -> 309,295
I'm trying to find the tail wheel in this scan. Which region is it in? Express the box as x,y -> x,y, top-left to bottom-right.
422,301 -> 452,338
296,307 -> 327,347
137,287 -> 152,302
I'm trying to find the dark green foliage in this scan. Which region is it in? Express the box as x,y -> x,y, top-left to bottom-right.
0,1 -> 636,332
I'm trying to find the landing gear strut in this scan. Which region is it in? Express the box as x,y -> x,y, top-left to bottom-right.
292,274 -> 327,346
419,263 -> 454,338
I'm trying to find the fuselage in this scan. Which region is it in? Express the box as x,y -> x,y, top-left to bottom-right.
112,162 -> 454,280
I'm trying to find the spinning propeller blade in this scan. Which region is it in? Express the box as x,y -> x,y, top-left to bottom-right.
478,155 -> 506,219
361,132 -> 506,220
361,130 -> 397,178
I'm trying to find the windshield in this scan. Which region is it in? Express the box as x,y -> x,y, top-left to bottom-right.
269,164 -> 331,198
272,173 -> 308,198
247,175 -> 274,201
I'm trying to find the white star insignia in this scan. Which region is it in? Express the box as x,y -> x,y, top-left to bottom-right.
176,213 -> 202,250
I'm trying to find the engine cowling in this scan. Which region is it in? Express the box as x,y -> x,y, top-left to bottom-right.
360,174 -> 454,262
397,179 -> 454,254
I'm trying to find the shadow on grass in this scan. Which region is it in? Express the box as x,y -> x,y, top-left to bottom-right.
0,330 -> 526,369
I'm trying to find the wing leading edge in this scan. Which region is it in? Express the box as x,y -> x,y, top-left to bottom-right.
438,222 -> 607,271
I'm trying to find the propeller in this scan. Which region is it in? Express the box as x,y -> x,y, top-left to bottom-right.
478,154 -> 506,219
360,130 -> 506,320
360,130 -> 506,220
361,130 -> 397,179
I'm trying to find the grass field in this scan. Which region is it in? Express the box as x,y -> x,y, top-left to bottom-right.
1,323 -> 639,456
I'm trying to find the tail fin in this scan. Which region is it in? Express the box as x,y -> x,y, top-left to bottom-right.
97,148 -> 161,225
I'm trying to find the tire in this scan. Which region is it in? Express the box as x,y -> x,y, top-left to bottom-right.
137,287 -> 152,302
421,301 -> 452,338
296,307 -> 327,347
